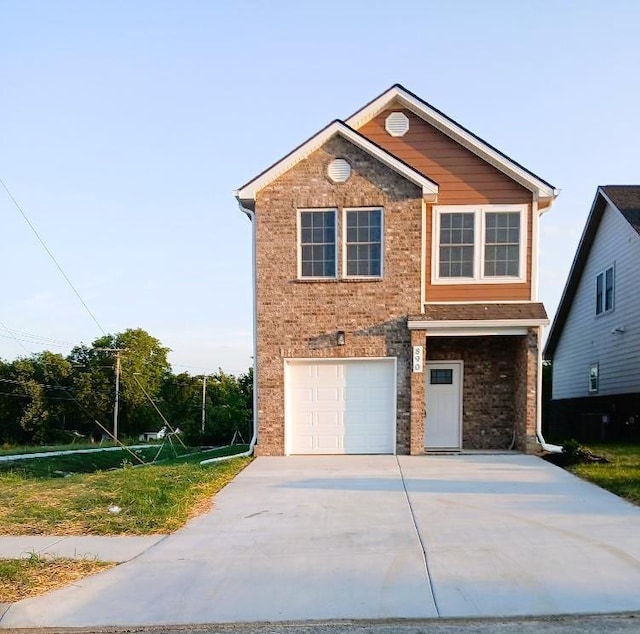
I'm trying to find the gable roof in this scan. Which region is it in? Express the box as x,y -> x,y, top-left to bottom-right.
601,185 -> 640,235
235,120 -> 439,208
235,85 -> 558,208
345,84 -> 558,204
544,185 -> 640,359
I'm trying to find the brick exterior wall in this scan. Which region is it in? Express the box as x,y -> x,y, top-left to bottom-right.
251,134 -> 542,457
425,334 -> 537,451
254,136 -> 423,455
514,329 -> 540,453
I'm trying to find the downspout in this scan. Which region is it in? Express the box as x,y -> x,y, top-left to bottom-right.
536,324 -> 562,453
200,201 -> 258,465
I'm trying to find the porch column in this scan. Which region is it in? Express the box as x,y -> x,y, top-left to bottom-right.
410,329 -> 426,455
515,328 -> 539,454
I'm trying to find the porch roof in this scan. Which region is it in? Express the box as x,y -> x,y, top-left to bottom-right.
408,303 -> 549,333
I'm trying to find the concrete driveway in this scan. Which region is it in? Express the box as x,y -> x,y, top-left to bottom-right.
2,454 -> 640,627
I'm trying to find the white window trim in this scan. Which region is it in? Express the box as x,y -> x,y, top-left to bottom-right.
297,208 -> 338,280
431,204 -> 528,285
342,207 -> 385,280
595,264 -> 615,316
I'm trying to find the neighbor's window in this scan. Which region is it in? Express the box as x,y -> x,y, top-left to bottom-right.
438,212 -> 474,278
344,208 -> 383,277
589,363 -> 599,393
299,209 -> 337,278
595,266 -> 614,315
433,205 -> 527,283
484,212 -> 520,277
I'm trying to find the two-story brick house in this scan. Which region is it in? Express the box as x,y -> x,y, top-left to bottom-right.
235,85 -> 558,456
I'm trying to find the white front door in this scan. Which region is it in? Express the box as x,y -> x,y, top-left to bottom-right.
425,361 -> 462,450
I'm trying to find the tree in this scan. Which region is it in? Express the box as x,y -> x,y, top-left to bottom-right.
69,328 -> 171,438
205,370 -> 252,446
159,372 -> 202,443
0,352 -> 73,443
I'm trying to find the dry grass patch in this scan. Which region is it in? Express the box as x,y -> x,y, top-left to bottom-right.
0,555 -> 114,603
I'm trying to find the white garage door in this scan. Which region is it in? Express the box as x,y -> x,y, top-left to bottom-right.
285,359 -> 396,455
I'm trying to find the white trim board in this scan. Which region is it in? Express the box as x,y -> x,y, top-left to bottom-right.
345,85 -> 558,202
235,121 -> 438,204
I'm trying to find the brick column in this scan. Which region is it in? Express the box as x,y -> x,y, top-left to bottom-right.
515,329 -> 539,454
409,330 -> 426,455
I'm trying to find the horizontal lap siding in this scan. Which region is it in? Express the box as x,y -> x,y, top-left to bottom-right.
359,106 -> 533,302
553,203 -> 640,399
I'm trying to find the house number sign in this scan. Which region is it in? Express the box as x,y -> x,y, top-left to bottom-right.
412,346 -> 424,373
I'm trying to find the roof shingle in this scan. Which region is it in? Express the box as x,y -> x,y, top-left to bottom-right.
410,303 -> 548,322
602,185 -> 640,235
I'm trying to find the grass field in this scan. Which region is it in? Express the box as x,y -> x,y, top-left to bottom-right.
568,443 -> 640,506
0,445 -> 251,535
0,441 -> 124,457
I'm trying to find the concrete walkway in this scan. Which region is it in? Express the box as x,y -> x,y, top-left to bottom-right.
0,535 -> 165,562
2,455 -> 640,627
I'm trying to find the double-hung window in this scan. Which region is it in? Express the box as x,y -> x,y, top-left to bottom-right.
595,266 -> 614,315
344,208 -> 383,277
432,205 -> 527,283
484,212 -> 521,277
298,209 -> 337,278
438,212 -> 474,278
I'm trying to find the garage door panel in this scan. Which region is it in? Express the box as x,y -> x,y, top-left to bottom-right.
317,387 -> 341,401
287,359 -> 395,455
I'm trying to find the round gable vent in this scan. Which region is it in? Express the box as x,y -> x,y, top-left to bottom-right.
327,158 -> 351,183
385,111 -> 409,137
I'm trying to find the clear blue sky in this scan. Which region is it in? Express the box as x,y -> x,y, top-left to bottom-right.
2,0 -> 639,375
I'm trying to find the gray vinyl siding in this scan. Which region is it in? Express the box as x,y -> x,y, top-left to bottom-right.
553,202 -> 640,399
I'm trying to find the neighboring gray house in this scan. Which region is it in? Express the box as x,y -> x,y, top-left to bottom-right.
545,186 -> 640,442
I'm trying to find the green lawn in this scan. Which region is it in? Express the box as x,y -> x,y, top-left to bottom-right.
0,441 -> 122,456
0,443 -> 249,478
0,446 -> 251,535
568,443 -> 640,506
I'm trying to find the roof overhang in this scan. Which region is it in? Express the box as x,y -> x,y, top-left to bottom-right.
408,318 -> 549,335
234,120 -> 439,207
346,84 -> 559,205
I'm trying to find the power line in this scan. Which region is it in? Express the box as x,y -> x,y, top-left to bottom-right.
0,377 -> 75,391
0,176 -> 107,336
0,327 -> 74,347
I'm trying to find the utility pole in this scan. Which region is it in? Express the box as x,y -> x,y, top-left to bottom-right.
94,348 -> 126,441
200,374 -> 208,434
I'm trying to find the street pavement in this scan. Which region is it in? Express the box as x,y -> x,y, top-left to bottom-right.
1,454 -> 640,628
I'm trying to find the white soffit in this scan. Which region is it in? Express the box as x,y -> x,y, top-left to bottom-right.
346,86 -> 558,201
234,121 -> 439,203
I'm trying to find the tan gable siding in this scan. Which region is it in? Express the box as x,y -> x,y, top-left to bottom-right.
358,106 -> 533,302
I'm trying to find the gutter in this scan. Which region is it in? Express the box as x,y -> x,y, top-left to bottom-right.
201,201 -> 258,464
536,325 -> 562,453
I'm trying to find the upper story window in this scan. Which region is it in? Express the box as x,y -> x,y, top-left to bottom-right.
595,265 -> 614,315
484,212 -> 521,277
344,208 -> 383,278
432,204 -> 527,284
298,209 -> 337,278
438,212 -> 474,278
